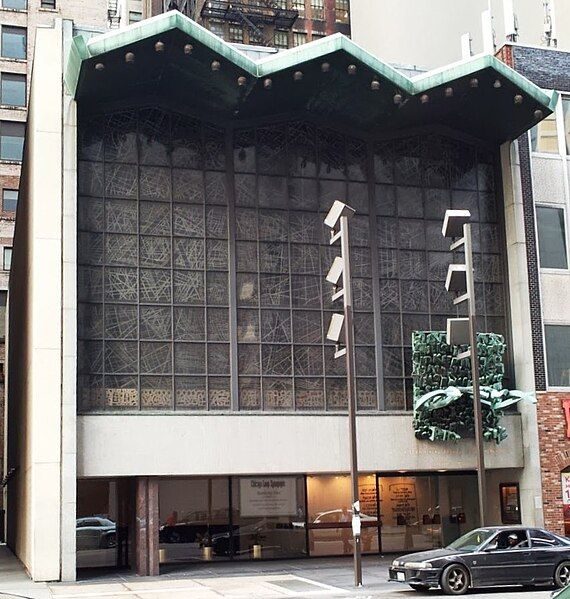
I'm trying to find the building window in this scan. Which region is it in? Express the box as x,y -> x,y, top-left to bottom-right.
274,30 -> 289,49
128,10 -> 142,22
1,73 -> 26,106
1,26 -> 26,60
3,246 -> 12,270
531,111 -> 558,153
292,0 -> 304,15
276,0 -> 287,8
545,325 -> 570,387
293,32 -> 307,46
311,0 -> 324,19
2,189 -> 17,212
562,98 -> 570,156
209,20 -> 225,39
0,291 -> 5,339
536,206 -> 568,269
40,0 -> 55,8
2,0 -> 26,9
335,0 -> 349,22
0,121 -> 25,161
228,25 -> 243,44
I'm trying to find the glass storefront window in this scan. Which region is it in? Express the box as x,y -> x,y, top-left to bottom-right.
378,474 -> 479,552
231,476 -> 307,559
307,474 -> 378,556
158,478 -> 231,563
77,479 -> 130,569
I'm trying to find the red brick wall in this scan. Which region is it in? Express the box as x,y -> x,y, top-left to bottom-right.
537,391 -> 570,535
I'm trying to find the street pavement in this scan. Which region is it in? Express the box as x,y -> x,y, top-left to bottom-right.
0,550 -> 558,599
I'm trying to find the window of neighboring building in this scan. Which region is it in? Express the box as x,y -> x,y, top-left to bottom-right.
293,32 -> 307,46
209,20 -> 225,39
531,111 -> 558,153
3,246 -> 12,270
1,73 -> 26,106
545,325 -> 570,387
274,30 -> 289,49
335,0 -> 349,22
128,10 -> 142,22
292,0 -> 305,14
1,26 -> 26,60
0,291 -> 6,340
2,0 -> 26,10
276,0 -> 287,7
2,189 -> 17,212
228,25 -> 243,44
0,121 -> 24,161
311,33 -> 325,41
562,98 -> 570,156
311,0 -> 324,19
536,206 -> 568,269
40,0 -> 55,8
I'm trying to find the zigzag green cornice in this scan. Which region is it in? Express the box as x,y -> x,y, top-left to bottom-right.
64,10 -> 557,125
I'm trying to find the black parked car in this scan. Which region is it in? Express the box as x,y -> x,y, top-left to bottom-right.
388,526 -> 570,595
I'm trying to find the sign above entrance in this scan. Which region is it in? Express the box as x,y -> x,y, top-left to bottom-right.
240,477 -> 297,518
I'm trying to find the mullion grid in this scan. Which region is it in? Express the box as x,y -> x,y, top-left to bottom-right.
79,112 -> 508,415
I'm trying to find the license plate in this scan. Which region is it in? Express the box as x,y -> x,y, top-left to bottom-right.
397,572 -> 405,582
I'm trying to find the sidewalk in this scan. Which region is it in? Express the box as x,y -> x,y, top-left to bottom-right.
0,545 -> 50,599
0,549 -> 557,599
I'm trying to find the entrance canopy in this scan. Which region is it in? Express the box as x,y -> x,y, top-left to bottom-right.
66,11 -> 557,143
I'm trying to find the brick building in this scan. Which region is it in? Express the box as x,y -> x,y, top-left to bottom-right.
497,43 -> 570,536
119,0 -> 350,46
0,0 -> 108,540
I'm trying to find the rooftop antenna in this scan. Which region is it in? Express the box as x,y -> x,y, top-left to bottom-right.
542,0 -> 557,47
503,0 -> 518,42
461,33 -> 473,59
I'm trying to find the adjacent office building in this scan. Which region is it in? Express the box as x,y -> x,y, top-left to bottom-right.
4,11 -> 557,580
494,42 -> 570,537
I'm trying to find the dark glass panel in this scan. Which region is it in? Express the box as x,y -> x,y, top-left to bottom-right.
139,108 -> 170,166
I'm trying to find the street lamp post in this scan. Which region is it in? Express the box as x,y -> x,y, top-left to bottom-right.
442,209 -> 487,528
324,200 -> 363,587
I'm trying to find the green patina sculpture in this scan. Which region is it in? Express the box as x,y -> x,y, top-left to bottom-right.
411,331 -> 535,443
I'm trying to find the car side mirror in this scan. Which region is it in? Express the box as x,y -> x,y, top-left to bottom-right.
484,543 -> 498,552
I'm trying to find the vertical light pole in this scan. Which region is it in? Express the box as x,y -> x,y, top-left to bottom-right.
324,200 -> 362,587
442,209 -> 487,527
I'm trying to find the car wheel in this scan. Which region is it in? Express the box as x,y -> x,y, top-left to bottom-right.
441,564 -> 470,595
102,533 -> 116,549
554,561 -> 570,588
409,583 -> 429,592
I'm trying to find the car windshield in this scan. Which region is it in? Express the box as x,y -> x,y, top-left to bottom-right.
447,529 -> 496,552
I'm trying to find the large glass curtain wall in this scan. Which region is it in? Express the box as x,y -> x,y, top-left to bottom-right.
77,108 -> 507,413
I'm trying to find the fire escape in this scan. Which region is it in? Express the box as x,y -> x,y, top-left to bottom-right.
200,1 -> 298,46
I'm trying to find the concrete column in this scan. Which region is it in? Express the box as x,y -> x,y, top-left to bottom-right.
500,140 -> 544,527
135,477 -> 159,576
